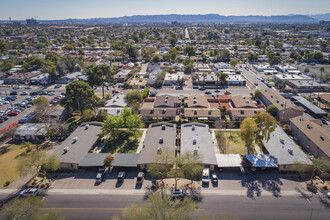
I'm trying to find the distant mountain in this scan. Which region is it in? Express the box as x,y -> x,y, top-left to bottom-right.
42,14 -> 319,24
307,13 -> 330,21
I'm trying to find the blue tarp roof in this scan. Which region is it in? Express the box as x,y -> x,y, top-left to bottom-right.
246,154 -> 278,168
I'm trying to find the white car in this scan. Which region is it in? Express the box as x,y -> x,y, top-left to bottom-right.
19,188 -> 39,197
167,189 -> 184,198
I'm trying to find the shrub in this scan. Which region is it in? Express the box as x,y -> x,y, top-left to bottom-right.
3,181 -> 10,187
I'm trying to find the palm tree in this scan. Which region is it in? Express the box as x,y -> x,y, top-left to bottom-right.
202,72 -> 207,88
215,72 -> 221,92
320,67 -> 324,83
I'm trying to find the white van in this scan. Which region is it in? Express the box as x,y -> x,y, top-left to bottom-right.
202,168 -> 210,184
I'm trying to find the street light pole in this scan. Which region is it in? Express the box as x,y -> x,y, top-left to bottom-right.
306,198 -> 313,220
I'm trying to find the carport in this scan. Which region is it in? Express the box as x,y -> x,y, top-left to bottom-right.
79,153 -> 110,168
245,154 -> 278,169
112,153 -> 139,169
216,154 -> 242,172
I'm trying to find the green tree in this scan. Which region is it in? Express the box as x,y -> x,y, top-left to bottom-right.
181,152 -> 203,186
17,151 -> 59,177
101,115 -> 124,138
61,81 -> 98,113
118,192 -> 197,220
124,90 -> 143,105
152,54 -> 160,63
81,109 -> 95,122
304,67 -> 309,73
142,87 -> 150,99
240,117 -> 258,154
176,76 -> 185,88
21,142 -> 33,152
252,112 -> 276,147
254,89 -> 261,99
30,57 -> 45,69
184,45 -> 196,58
86,64 -> 114,99
184,63 -> 194,74
1,197 -> 43,220
229,59 -> 238,68
126,114 -> 142,140
219,72 -> 229,86
126,44 -> 138,61
266,104 -> 278,117
169,47 -> 177,62
282,124 -> 291,135
33,96 -> 49,108
169,37 -> 178,47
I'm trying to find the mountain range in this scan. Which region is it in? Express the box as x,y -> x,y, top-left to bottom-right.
5,13 -> 330,24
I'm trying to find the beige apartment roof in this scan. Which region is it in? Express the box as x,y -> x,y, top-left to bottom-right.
184,108 -> 220,118
290,116 -> 330,157
260,89 -> 303,111
231,95 -> 258,108
185,95 -> 209,108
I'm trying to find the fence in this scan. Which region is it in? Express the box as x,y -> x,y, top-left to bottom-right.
0,121 -> 17,135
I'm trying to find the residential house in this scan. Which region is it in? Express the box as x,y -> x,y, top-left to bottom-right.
229,95 -> 265,121
14,123 -> 48,141
114,69 -> 131,83
100,94 -> 128,116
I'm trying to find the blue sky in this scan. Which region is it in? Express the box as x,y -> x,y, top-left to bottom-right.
0,0 -> 329,20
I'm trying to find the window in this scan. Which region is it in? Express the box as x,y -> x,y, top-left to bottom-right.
320,136 -> 324,141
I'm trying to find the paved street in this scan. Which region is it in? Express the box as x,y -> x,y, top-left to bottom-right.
40,193 -> 329,220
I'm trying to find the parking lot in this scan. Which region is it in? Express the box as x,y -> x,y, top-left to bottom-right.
53,168 -> 154,190
52,167 -> 302,198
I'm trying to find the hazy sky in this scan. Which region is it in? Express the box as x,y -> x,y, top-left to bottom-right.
0,0 -> 329,20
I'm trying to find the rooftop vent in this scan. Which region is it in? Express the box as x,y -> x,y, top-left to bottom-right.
194,147 -> 198,155
320,136 -> 324,141
288,148 -> 293,155
165,96 -> 169,99
192,125 -> 195,131
162,125 -> 166,130
193,100 -> 197,104
242,96 -> 246,99
280,138 -> 285,144
157,147 -> 162,154
162,109 -> 166,114
193,96 -> 197,99
307,124 -> 312,129
159,137 -> 163,144
73,137 -> 78,143
85,124 -> 89,130
194,110 -> 197,115
63,147 -> 69,153
193,139 -> 197,145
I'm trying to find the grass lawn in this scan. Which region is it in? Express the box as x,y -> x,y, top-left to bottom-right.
0,144 -> 27,188
101,130 -> 143,154
216,131 -> 247,155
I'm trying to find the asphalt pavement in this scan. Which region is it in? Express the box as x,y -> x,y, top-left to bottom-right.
40,193 -> 329,220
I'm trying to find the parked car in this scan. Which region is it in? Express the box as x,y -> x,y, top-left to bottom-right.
40,91 -> 48,95
30,91 -> 38,96
12,86 -> 20,89
202,168 -> 210,185
25,87 -> 32,89
48,92 -> 55,96
0,118 -> 4,123
205,91 -> 212,94
167,189 -> 184,199
19,188 -> 39,197
306,181 -> 317,191
224,91 -> 231,95
198,87 -> 206,91
136,172 -> 144,184
117,171 -> 126,182
211,173 -> 218,184
20,91 -> 29,95
0,115 -> 9,120
10,91 -> 18,95
8,111 -> 19,116
95,173 -> 103,183
54,84 -> 62,88
151,180 -> 159,189
112,90 -> 120,93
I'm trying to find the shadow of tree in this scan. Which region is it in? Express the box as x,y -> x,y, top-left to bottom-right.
241,174 -> 282,198
0,146 -> 10,155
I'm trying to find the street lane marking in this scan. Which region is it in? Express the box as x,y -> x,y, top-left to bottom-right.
41,208 -> 205,211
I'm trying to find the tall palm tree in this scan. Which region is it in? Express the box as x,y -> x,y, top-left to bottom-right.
215,72 -> 221,92
219,72 -> 229,89
320,67 -> 324,83
202,72 -> 207,88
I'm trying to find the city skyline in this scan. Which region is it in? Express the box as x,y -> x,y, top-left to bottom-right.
0,0 -> 329,20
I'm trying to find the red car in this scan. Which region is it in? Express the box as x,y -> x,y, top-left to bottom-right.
7,111 -> 19,116
112,90 -> 120,93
